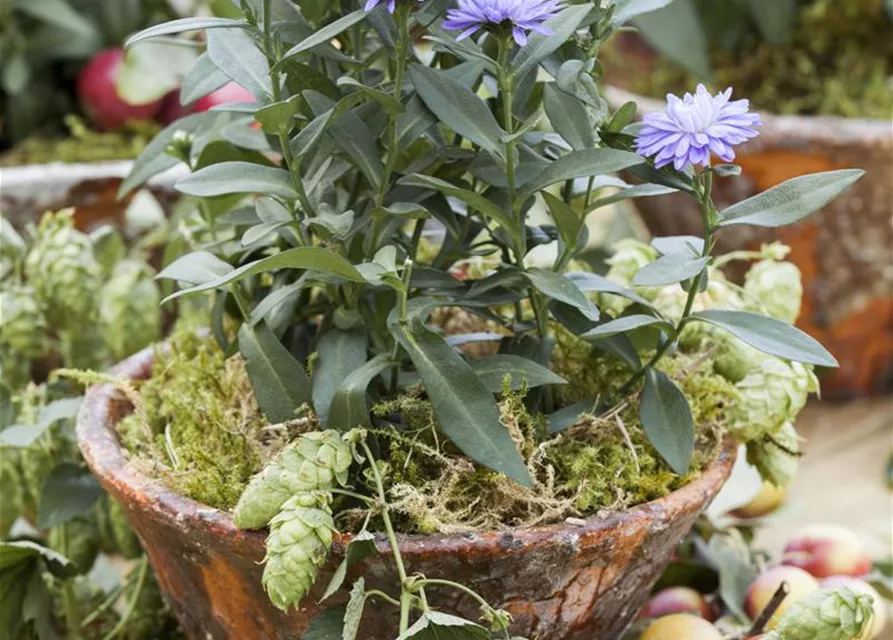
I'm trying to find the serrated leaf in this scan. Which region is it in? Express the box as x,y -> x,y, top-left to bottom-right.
156,251 -> 234,285
639,368 -> 695,475
321,531 -> 378,602
397,611 -> 490,640
301,606 -> 346,640
239,322 -> 311,423
390,316 -> 532,487
177,162 -> 297,199
633,254 -> 709,287
0,541 -> 76,578
708,533 -> 757,620
717,169 -> 864,228
525,268 -> 599,320
519,148 -> 642,198
327,355 -> 395,431
469,355 -> 566,392
162,247 -> 364,303
314,331 -> 368,426
688,310 -> 838,367
583,314 -> 673,340
342,578 -> 365,640
125,17 -> 249,47
37,463 -> 103,529
409,64 -> 505,158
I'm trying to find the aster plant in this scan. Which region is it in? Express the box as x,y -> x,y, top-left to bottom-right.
118,0 -> 863,636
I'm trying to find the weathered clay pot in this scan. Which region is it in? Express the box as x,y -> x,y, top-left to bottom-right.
605,86 -> 893,399
77,346 -> 737,640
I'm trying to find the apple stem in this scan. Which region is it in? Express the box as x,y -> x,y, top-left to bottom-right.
747,581 -> 791,637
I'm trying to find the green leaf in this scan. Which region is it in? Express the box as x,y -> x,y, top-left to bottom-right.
314,331 -> 368,426
547,398 -> 599,434
301,606 -> 346,640
513,4 -> 593,80
585,182 -> 677,211
688,310 -> 838,367
180,52 -> 230,105
717,170 -> 864,228
371,202 -> 431,221
37,463 -> 103,529
634,0 -> 712,80
409,64 -> 505,158
238,322 -> 311,423
746,0 -> 797,44
282,10 -> 368,60
207,27 -> 271,99
519,148 -> 642,198
651,235 -> 705,257
611,0 -> 676,24
525,268 -> 599,320
321,531 -> 378,602
469,355 -> 566,392
125,17 -> 248,47
254,97 -> 301,133
337,77 -> 404,115
639,368 -> 695,475
177,162 -> 297,199
0,541 -> 76,578
14,0 -> 99,39
390,316 -> 532,487
542,191 -> 583,254
156,251 -> 234,285
633,254 -> 709,287
583,314 -> 673,340
342,578 -> 365,640
566,271 -> 651,306
397,611 -> 490,640
543,84 -> 592,150
327,355 -> 395,431
398,174 -> 514,231
708,534 -> 757,620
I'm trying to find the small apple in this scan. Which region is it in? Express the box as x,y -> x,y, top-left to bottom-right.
730,481 -> 787,519
639,587 -> 714,621
821,576 -> 887,639
190,81 -> 256,112
745,565 -> 820,629
782,524 -> 872,579
639,613 -> 723,640
77,48 -> 163,130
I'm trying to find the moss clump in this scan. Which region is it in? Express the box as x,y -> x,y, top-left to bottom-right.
0,116 -> 159,167
617,0 -> 893,119
117,328 -> 268,510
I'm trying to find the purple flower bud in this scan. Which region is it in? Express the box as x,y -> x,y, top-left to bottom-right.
635,84 -> 762,171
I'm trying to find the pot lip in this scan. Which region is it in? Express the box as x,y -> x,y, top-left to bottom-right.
77,343 -> 737,552
604,86 -> 893,141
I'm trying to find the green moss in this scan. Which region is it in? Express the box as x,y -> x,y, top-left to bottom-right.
0,116 -> 159,167
616,0 -> 893,119
117,327 -> 268,510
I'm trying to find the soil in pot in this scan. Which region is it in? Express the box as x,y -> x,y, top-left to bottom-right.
79,321 -> 743,640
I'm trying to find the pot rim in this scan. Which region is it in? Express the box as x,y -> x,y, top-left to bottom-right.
604,86 -> 892,144
76,343 -> 737,554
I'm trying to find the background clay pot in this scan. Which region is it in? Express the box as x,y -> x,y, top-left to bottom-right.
77,346 -> 736,640
605,86 -> 893,399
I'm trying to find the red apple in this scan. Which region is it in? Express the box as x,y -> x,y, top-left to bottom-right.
745,565 -> 820,629
639,587 -> 715,621
190,81 -> 256,112
77,48 -> 163,130
782,524 -> 872,579
157,90 -> 189,125
821,576 -> 887,638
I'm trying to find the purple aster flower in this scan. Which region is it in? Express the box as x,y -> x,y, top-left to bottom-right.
635,84 -> 762,172
443,0 -> 563,46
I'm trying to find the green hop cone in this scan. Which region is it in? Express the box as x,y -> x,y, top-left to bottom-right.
262,493 -> 335,611
744,259 -> 804,325
746,421 -> 802,488
712,335 -> 761,383
0,285 -> 49,358
48,516 -> 100,574
100,260 -> 161,360
24,210 -> 101,330
771,587 -> 874,640
109,498 -> 142,558
726,355 -> 818,441
234,430 -> 353,530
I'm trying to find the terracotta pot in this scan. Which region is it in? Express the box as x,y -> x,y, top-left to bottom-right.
605,86 -> 893,399
77,346 -> 737,640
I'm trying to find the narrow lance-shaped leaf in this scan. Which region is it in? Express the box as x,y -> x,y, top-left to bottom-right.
633,254 -> 710,287
327,355 -> 396,431
513,4 -> 593,80
469,355 -> 567,393
281,10 -> 368,60
717,169 -> 864,228
313,331 -> 368,427
125,17 -> 249,48
176,162 -> 297,199
238,322 -> 311,423
639,368 -> 695,475
390,316 -> 533,487
37,464 -> 104,529
687,310 -> 838,367
583,315 -> 673,340
519,149 -> 643,199
526,268 -> 599,320
206,28 -> 271,99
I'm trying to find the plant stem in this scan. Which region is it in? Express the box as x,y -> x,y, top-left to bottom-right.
359,439 -> 414,633
377,2 -> 411,207
413,579 -> 511,639
101,556 -> 149,640
496,36 -> 522,262
365,589 -> 402,608
743,581 -> 790,638
389,259 -> 414,394
61,553 -> 83,640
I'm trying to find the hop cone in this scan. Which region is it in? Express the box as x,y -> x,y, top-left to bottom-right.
712,335 -> 761,383
770,587 -> 874,640
234,431 -> 353,530
747,421 -> 802,488
727,356 -> 818,441
24,210 -> 101,329
262,493 -> 335,611
99,260 -> 161,360
0,285 -> 49,358
744,259 -> 803,325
